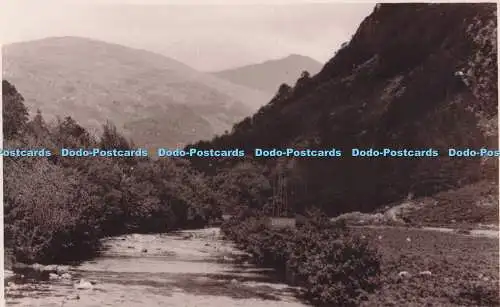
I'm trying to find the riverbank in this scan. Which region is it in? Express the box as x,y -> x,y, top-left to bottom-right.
5,228 -> 310,307
351,226 -> 499,306
221,215 -> 500,307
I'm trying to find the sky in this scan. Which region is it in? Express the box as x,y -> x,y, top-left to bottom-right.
1,0 -> 375,71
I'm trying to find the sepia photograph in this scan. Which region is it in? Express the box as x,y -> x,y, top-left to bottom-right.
1,1 -> 499,306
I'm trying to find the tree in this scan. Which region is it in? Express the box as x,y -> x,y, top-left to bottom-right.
294,71 -> 312,93
100,121 -> 131,150
27,109 -> 50,141
214,161 -> 272,213
300,70 -> 311,79
2,80 -> 29,140
54,116 -> 94,147
270,83 -> 293,103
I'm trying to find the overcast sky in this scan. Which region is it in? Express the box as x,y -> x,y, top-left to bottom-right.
1,0 -> 375,71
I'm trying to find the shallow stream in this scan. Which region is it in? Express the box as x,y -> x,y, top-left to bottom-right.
5,228 -> 309,307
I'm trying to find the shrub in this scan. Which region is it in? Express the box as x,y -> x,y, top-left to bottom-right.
4,158 -> 102,263
221,214 -> 381,306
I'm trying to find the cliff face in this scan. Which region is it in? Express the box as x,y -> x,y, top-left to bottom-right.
191,3 -> 498,216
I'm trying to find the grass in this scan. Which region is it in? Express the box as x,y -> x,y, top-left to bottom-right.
403,180 -> 499,228
352,226 -> 499,306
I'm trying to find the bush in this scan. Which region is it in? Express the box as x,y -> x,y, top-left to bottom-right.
4,158 -> 102,264
221,214 -> 381,306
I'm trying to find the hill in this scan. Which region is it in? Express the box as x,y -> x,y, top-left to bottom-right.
212,54 -> 322,95
189,3 -> 498,221
2,36 -> 269,148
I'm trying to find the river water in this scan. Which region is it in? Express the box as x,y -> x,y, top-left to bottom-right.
5,228 -> 310,307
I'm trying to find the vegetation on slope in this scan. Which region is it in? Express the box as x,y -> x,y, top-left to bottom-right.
3,80 -> 223,264
188,3 -> 498,220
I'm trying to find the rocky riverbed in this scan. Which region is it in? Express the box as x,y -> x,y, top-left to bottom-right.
5,228 -> 310,307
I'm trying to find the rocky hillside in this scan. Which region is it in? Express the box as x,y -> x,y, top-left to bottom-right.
212,54 -> 322,96
190,3 -> 498,218
2,37 -> 269,148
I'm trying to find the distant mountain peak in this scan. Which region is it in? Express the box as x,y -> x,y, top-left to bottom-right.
285,53 -> 316,60
212,54 -> 323,95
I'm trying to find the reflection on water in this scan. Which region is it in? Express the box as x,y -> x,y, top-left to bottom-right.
5,228 -> 310,307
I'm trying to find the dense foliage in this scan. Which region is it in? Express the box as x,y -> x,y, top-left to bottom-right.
221,212 -> 381,306
3,80 -> 223,264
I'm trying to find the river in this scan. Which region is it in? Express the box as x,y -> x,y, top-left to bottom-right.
5,228 -> 310,307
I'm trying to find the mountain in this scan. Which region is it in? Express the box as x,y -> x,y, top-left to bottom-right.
189,3 -> 498,220
212,54 -> 322,96
2,36 -> 269,148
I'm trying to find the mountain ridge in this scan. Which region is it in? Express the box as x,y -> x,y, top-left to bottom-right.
211,54 -> 323,95
2,36 -> 270,148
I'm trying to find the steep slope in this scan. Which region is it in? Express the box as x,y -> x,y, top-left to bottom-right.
212,54 -> 322,95
190,3 -> 498,218
2,36 -> 269,148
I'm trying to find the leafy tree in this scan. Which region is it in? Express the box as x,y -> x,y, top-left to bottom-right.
213,161 -> 272,213
53,116 -> 95,148
4,157 -> 102,263
270,83 -> 293,103
100,121 -> 131,150
2,80 -> 29,140
27,109 -> 50,139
